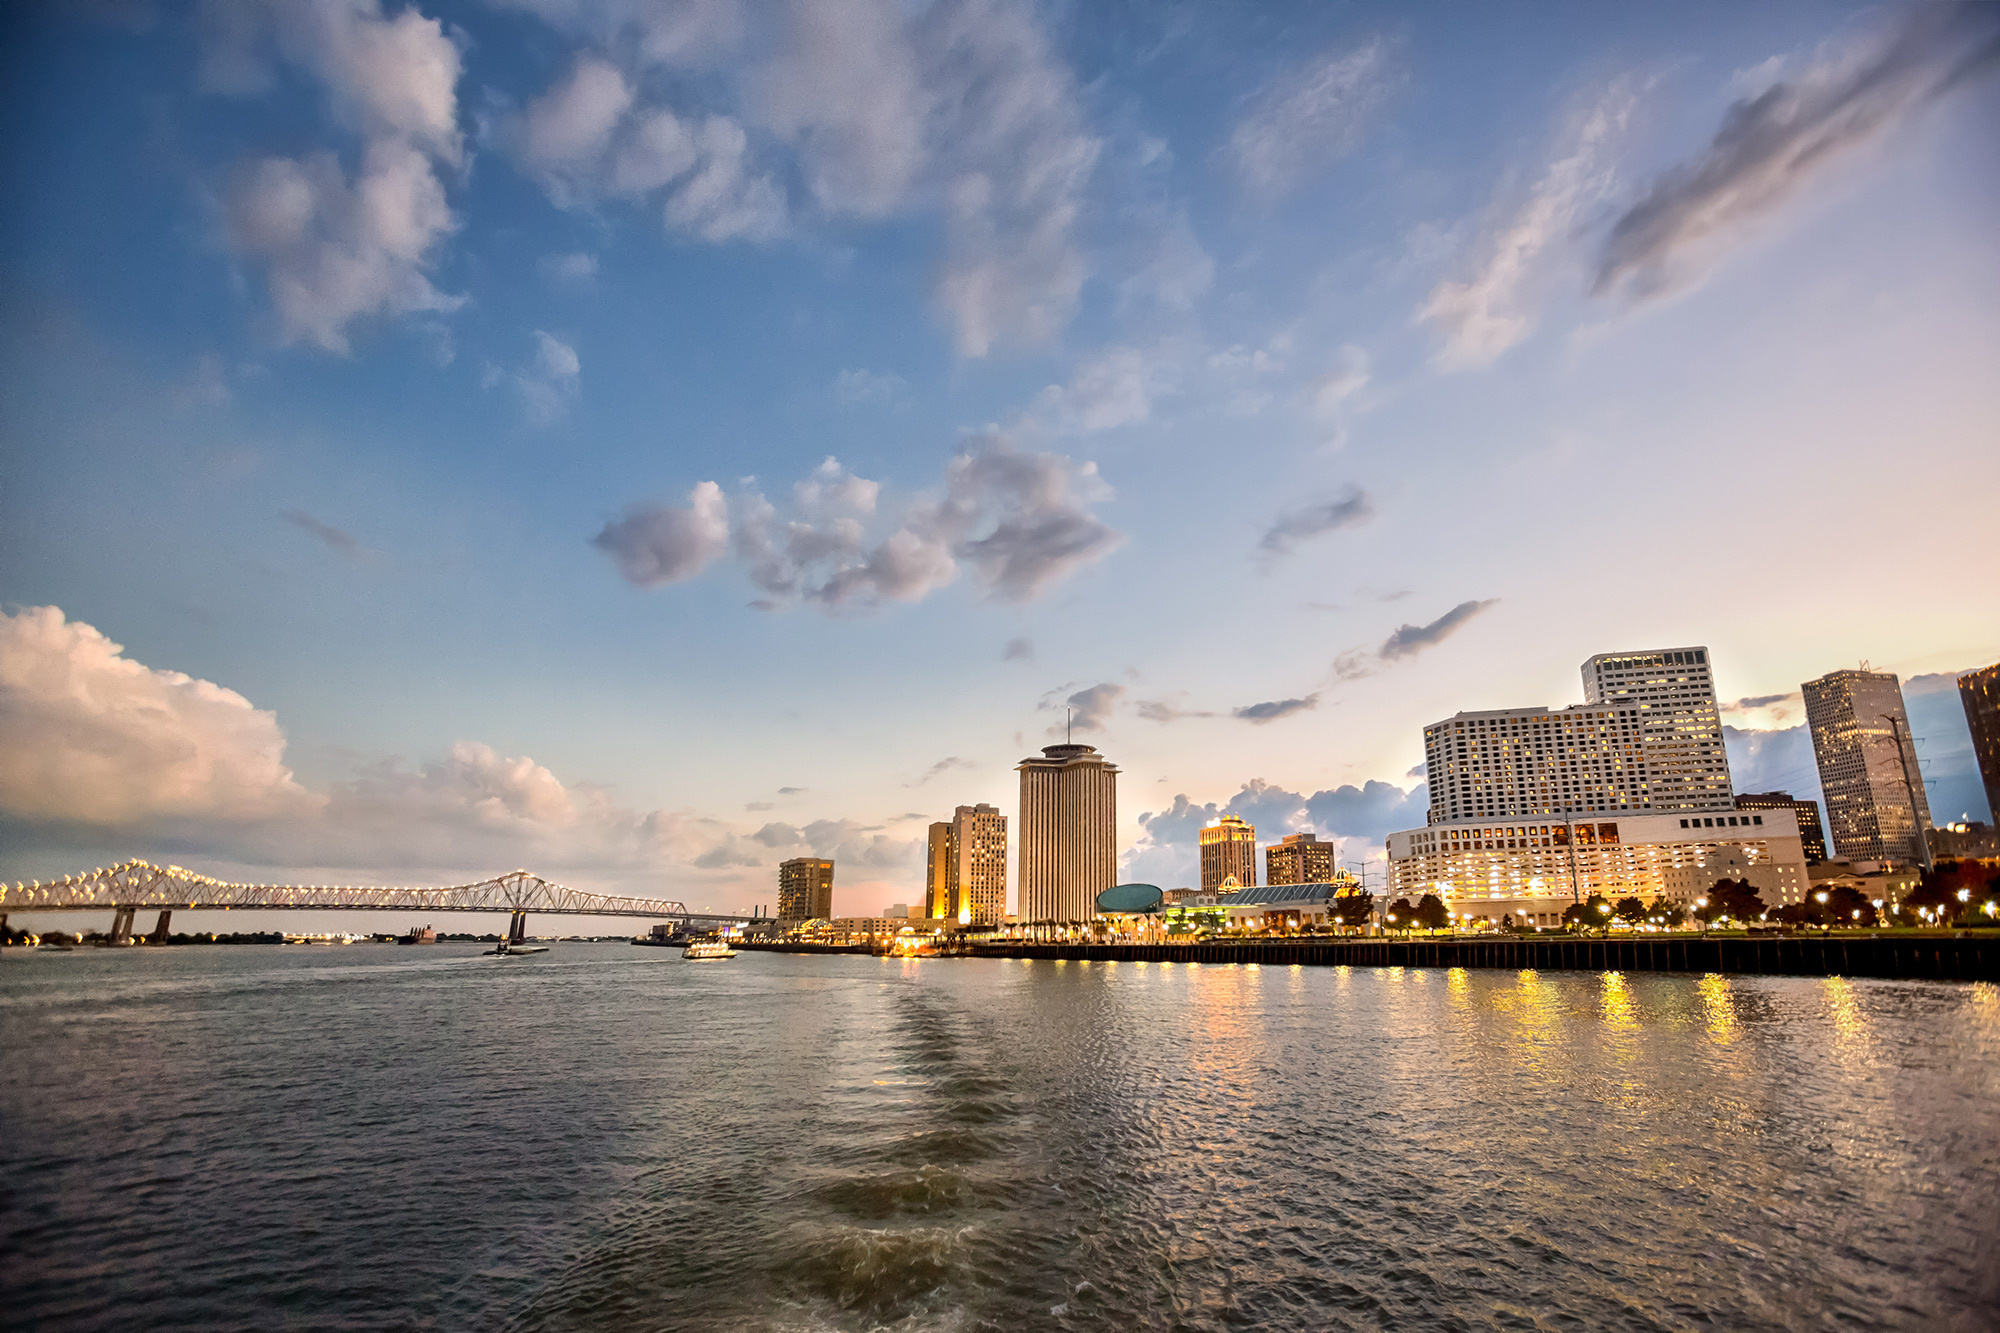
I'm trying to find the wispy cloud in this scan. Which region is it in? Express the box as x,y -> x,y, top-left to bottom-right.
1233,694 -> 1319,724
834,367 -> 908,404
1381,599 -> 1498,660
1259,491 -> 1373,557
1230,37 -> 1400,197
1334,599 -> 1498,679
1595,4 -> 2000,301
1421,79 -> 1640,370
909,756 -> 973,786
1134,696 -> 1216,724
512,331 -> 581,424
1002,636 -> 1034,662
281,509 -> 370,560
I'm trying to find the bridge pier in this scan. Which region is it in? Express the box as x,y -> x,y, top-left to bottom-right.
108,906 -> 136,945
149,909 -> 173,944
508,909 -> 528,945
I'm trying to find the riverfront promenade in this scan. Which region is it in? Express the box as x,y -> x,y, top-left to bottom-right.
957,932 -> 2000,982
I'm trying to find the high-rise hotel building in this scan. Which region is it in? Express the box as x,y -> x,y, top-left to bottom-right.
778,857 -> 835,921
1199,815 -> 1257,892
1423,647 -> 1733,823
1803,668 -> 1932,865
1266,832 -> 1337,886
1017,743 -> 1119,922
1391,646 -> 1807,920
925,804 -> 1008,924
924,823 -> 953,918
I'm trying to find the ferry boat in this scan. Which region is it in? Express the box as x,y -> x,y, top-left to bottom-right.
682,939 -> 737,960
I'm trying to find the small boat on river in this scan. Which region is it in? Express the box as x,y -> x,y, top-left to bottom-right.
485,940 -> 550,956
682,939 -> 737,960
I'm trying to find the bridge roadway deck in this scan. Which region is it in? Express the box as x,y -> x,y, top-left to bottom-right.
958,934 -> 1999,982
0,861 -> 740,923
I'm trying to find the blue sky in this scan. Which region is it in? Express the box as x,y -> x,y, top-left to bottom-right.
2,0 -> 1996,917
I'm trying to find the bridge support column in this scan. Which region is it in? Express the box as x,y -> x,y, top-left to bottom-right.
109,906 -> 136,945
149,909 -> 173,944
508,910 -> 528,944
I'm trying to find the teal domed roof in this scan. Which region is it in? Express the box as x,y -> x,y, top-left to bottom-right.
1096,883 -> 1163,914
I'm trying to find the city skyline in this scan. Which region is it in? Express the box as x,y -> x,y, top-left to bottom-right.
1,1 -> 1997,920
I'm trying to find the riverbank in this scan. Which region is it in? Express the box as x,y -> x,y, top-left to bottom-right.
957,931 -> 2000,981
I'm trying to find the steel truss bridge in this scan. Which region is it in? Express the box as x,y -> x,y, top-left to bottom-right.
0,860 -> 745,943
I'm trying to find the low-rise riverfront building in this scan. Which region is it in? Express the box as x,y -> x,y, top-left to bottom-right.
1222,879 -> 1362,931
1386,809 -> 1811,925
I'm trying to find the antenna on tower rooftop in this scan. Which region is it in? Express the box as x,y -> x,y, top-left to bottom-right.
1066,706 -> 1072,743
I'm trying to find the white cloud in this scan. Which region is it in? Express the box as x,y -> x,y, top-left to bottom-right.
494,0 -> 1098,353
513,330 -> 582,423
592,481 -> 731,585
1420,79 -> 1639,370
662,115 -> 788,241
206,0 -> 467,353
603,436 -> 1120,610
753,0 -> 929,218
612,107 -> 700,195
539,250 -> 599,285
0,605 -> 904,900
1230,37 -> 1399,196
1032,346 -> 1163,432
518,54 -> 633,194
225,140 -> 462,355
0,606 -> 318,825
920,0 -> 1100,356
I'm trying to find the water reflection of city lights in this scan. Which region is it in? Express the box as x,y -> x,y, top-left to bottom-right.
1697,974 -> 1739,1044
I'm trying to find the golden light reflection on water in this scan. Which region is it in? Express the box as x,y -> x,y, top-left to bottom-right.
1697,974 -> 1739,1044
1447,967 -> 1471,1012
1599,971 -> 1638,1033
1822,976 -> 1866,1053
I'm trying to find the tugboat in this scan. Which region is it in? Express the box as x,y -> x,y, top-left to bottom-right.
682,938 -> 737,960
484,938 -> 550,956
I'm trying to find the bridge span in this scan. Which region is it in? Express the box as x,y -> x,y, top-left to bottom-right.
0,860 -> 746,944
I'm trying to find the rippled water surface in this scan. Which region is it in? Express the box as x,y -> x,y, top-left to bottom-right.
4,945 -> 1999,1331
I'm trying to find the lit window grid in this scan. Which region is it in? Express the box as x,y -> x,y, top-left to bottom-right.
1386,836 -> 1806,907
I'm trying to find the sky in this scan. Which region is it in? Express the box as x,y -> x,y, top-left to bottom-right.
2,0 -> 1997,925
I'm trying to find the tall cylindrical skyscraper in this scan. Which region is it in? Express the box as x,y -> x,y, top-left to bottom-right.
1016,743 -> 1119,922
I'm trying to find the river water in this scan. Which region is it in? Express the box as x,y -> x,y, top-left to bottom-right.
3,945 -> 1997,1331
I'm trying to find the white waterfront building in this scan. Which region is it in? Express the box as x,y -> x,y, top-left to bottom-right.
1386,808 -> 1811,926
